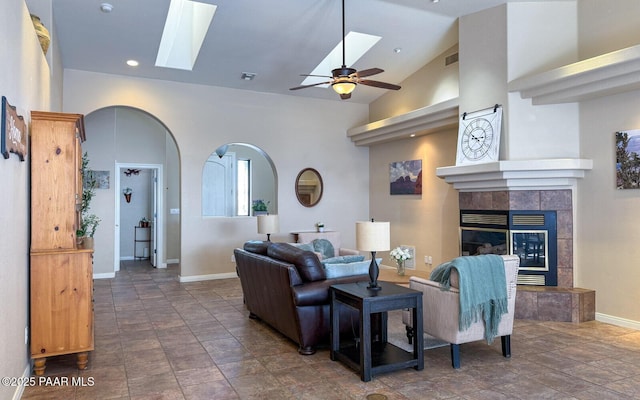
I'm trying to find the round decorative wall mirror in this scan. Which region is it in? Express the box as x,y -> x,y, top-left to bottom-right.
295,168 -> 323,207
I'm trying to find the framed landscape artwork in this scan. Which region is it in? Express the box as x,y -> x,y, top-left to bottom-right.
389,159 -> 422,195
616,129 -> 640,189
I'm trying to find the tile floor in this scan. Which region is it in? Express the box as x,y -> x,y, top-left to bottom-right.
21,260 -> 640,399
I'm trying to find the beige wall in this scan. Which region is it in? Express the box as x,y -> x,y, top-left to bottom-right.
369,43 -> 459,121
0,0 -> 62,397
575,0 -> 640,325
369,131 -> 460,272
62,69 -> 371,279
368,46 -> 461,272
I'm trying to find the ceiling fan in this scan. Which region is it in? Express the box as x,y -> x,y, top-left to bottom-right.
289,0 -> 401,100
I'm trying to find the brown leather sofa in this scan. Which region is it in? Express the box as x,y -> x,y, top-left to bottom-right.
234,241 -> 368,355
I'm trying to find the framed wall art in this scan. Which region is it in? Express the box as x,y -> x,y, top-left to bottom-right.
390,159 -> 422,195
616,129 -> 640,189
1,96 -> 27,161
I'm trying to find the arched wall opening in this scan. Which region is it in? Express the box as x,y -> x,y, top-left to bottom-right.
82,106 -> 181,277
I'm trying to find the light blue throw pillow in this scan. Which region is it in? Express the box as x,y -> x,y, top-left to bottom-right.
324,258 -> 382,279
290,243 -> 314,253
312,239 -> 335,259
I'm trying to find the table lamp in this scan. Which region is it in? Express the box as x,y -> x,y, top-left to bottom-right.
356,219 -> 390,291
257,214 -> 279,241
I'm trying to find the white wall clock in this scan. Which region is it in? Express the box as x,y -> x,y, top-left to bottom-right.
455,105 -> 502,166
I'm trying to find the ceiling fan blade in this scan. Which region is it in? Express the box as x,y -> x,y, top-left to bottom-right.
300,74 -> 332,78
289,81 -> 331,91
359,79 -> 401,90
339,93 -> 351,100
355,68 -> 384,78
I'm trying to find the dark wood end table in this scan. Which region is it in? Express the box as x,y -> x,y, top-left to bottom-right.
330,281 -> 424,382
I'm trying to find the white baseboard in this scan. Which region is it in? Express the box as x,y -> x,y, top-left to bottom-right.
596,312 -> 640,330
12,363 -> 30,400
179,272 -> 238,283
94,272 -> 116,279
120,256 -> 135,261
166,258 -> 179,264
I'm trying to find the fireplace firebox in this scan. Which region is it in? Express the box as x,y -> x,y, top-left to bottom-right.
460,210 -> 557,286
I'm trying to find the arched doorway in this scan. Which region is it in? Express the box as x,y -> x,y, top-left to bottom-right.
82,106 -> 181,276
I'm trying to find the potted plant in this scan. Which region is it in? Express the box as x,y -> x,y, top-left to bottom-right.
390,246 -> 412,276
77,214 -> 101,247
77,152 -> 101,247
140,217 -> 150,228
252,199 -> 269,216
123,187 -> 132,203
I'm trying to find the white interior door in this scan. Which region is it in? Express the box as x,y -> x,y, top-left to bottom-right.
151,168 -> 158,267
202,152 -> 236,216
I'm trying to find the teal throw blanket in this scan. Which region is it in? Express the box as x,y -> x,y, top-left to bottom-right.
430,255 -> 508,343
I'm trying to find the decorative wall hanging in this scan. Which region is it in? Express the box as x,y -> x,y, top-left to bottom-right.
389,159 -> 422,195
1,96 -> 27,161
123,187 -> 132,203
616,129 -> 640,189
91,170 -> 110,189
124,168 -> 140,176
455,104 -> 502,166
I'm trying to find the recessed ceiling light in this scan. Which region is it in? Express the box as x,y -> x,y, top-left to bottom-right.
100,3 -> 113,13
410,133 -> 416,137
394,47 -> 402,54
126,60 -> 139,67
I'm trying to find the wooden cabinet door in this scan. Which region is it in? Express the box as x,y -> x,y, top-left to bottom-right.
31,112 -> 84,251
30,251 -> 94,358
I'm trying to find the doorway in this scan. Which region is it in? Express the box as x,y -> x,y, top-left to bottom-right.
114,163 -> 164,271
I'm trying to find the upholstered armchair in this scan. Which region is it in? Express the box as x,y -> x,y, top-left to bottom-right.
402,254 -> 520,368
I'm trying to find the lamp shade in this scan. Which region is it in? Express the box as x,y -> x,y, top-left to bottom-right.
257,214 -> 279,234
356,221 -> 390,251
332,80 -> 356,95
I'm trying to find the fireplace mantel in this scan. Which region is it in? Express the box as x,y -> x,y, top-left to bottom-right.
436,158 -> 593,191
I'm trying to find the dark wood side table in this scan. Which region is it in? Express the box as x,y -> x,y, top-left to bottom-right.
330,281 -> 424,382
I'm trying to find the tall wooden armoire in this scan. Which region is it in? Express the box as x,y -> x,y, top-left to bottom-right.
29,111 -> 94,376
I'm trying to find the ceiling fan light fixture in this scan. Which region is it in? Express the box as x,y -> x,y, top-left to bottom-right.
332,80 -> 356,95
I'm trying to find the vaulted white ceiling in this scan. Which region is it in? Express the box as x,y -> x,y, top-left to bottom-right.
48,0 -> 551,103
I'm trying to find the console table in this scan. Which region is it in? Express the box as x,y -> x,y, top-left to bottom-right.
330,281 -> 423,381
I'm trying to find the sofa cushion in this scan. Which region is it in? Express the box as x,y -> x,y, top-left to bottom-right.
267,242 -> 326,282
323,258 -> 381,279
312,238 -> 335,259
322,255 -> 365,264
243,240 -> 271,255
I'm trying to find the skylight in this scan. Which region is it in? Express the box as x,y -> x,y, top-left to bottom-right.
155,0 -> 217,71
300,31 -> 381,87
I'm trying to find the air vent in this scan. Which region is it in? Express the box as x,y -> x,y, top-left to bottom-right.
517,274 -> 545,286
445,52 -> 459,66
512,214 -> 545,226
461,213 -> 508,226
